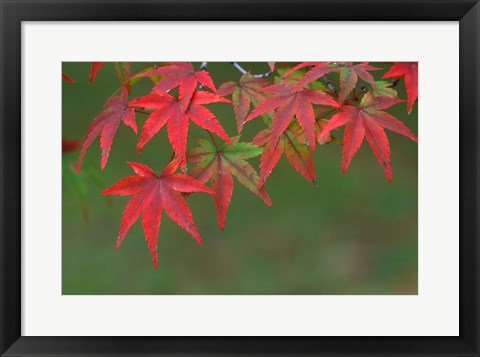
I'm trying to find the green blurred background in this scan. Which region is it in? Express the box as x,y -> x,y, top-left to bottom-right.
62,62 -> 418,295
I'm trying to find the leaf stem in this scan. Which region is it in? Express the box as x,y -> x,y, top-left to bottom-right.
207,131 -> 218,147
317,108 -> 337,120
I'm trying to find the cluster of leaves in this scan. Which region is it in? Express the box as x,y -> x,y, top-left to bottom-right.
67,61 -> 418,268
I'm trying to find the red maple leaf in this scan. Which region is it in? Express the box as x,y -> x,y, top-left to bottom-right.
281,62 -> 338,89
129,89 -> 231,167
252,127 -> 316,186
245,83 -> 338,154
318,91 -> 418,181
217,73 -> 271,133
135,62 -> 216,107
102,160 -> 214,268
382,62 -> 418,114
76,86 -> 136,173
89,62 -> 105,83
187,138 -> 271,230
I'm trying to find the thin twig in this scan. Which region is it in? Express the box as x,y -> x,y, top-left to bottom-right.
321,76 -> 338,96
231,62 -> 272,78
388,79 -> 400,88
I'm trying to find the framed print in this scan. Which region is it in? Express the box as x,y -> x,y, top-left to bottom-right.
1,0 -> 479,356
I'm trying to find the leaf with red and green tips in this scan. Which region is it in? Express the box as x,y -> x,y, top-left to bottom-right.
382,62 -> 418,114
62,72 -> 75,83
129,89 -> 231,167
76,86 -> 136,173
217,73 -> 271,133
187,138 -> 271,230
281,62 -> 338,89
89,62 -> 105,83
102,160 -> 214,268
245,83 -> 338,154
337,63 -> 381,104
252,128 -> 316,186
318,91 -> 418,181
133,62 -> 216,107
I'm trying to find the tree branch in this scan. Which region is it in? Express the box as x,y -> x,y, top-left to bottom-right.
231,62 -> 272,78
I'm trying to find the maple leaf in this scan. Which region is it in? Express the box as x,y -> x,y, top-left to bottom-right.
187,138 -> 271,230
318,91 -> 418,181
135,62 -> 216,107
252,127 -> 316,186
382,62 -> 418,114
62,72 -> 75,83
129,90 -> 232,167
102,160 -> 214,268
217,73 -> 271,133
89,62 -> 105,83
337,63 -> 381,104
245,83 -> 338,154
281,62 -> 338,89
76,86 -> 137,173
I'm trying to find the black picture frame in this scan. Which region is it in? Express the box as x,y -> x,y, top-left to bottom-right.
1,0 -> 478,356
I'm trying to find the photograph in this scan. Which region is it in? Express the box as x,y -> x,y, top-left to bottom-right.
3,0 -> 477,354
62,61 -> 418,295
